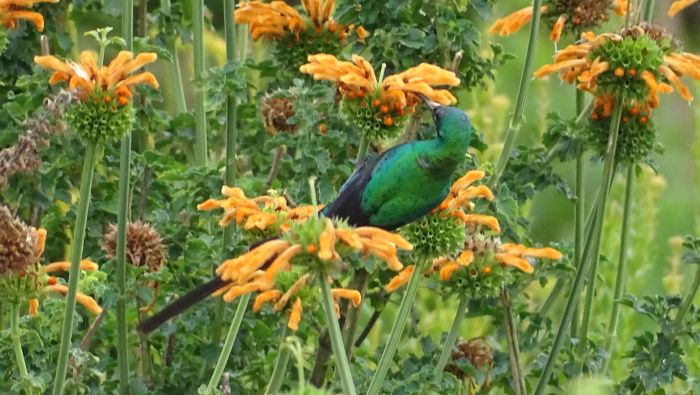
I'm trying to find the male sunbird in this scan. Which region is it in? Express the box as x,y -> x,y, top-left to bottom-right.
138,96 -> 472,333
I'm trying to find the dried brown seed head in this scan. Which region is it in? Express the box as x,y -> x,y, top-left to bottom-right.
101,221 -> 167,272
0,206 -> 38,274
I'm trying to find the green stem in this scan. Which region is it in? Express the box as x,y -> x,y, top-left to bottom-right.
486,0 -> 544,188
673,264 -> 700,329
534,98 -> 623,395
342,269 -> 369,358
265,326 -> 292,394
160,0 -> 187,114
355,133 -> 370,163
643,0 -> 655,21
571,90 -> 586,338
211,0 -> 240,346
367,262 -> 425,395
434,296 -> 469,374
192,0 -> 208,166
538,279 -> 564,317
319,275 -> 357,395
52,141 -> 99,395
114,3 -> 134,393
206,293 -> 251,392
501,289 -> 527,395
11,303 -> 29,382
604,165 -> 635,372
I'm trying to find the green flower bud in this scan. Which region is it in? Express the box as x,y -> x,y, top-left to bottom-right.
65,90 -> 134,143
399,211 -> 467,263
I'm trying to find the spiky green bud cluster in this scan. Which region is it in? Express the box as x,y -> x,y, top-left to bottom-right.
440,256 -> 513,301
340,95 -> 411,142
275,29 -> 345,78
586,106 -> 661,165
591,35 -> 668,102
399,211 -> 466,263
0,27 -> 8,56
65,90 -> 134,143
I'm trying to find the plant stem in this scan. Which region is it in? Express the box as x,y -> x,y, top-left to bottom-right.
538,279 -> 564,317
11,303 -> 29,382
486,0 -> 544,188
319,274 -> 357,395
206,293 -> 251,393
192,0 -> 208,166
52,141 -> 99,395
265,326 -> 292,394
114,2 -> 134,393
342,269 -> 368,357
571,90 -> 586,338
673,264 -> 700,329
355,133 -> 370,163
161,0 -> 186,114
211,0 -> 240,346
534,98 -> 624,395
434,296 -> 469,374
643,0 -> 655,21
501,289 -> 527,395
367,262 -> 425,395
604,165 -> 635,372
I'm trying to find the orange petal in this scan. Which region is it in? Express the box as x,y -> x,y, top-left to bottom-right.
252,289 -> 283,312
287,297 -> 302,331
331,288 -> 362,307
494,254 -> 534,273
385,265 -> 414,292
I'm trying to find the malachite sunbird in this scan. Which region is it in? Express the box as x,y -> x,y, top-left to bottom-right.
138,96 -> 473,334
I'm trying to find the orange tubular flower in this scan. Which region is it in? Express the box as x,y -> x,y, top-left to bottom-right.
495,243 -> 563,274
34,50 -> 158,103
300,53 -> 460,108
199,186 -> 321,233
490,5 -> 548,37
668,0 -> 698,16
0,0 -> 58,32
235,0 -> 366,43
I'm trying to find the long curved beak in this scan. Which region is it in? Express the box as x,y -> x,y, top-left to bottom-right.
415,93 -> 441,111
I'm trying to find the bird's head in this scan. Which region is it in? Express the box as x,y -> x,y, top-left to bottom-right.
418,94 -> 471,138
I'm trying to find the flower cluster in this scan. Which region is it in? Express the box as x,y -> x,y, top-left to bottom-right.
101,221 -> 167,273
198,186 -> 321,237
34,50 -> 159,142
300,54 -> 460,139
209,215 -> 412,330
534,25 -> 699,105
586,96 -> 661,164
0,206 -> 102,316
234,1 -> 368,73
490,0 -> 629,44
535,24 -> 700,163
387,172 -> 562,299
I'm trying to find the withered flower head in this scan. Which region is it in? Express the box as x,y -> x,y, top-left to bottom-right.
0,205 -> 37,274
0,0 -> 59,32
101,221 -> 167,272
261,94 -> 297,134
445,337 -> 493,385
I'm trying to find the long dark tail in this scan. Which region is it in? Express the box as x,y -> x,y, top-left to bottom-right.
138,236 -> 279,334
137,277 -> 230,334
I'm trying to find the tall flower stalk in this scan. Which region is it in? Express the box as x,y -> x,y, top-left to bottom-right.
211,0 -> 240,346
11,303 -> 30,386
487,0 -> 544,188
264,327 -> 292,394
160,0 -> 187,114
534,98 -> 623,394
192,0 -> 207,166
366,259 -> 426,395
115,1 -> 135,393
52,140 -> 99,395
35,45 -> 158,395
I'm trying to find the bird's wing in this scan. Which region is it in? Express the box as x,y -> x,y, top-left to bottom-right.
321,152 -> 388,226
